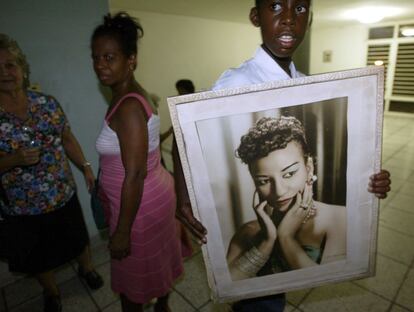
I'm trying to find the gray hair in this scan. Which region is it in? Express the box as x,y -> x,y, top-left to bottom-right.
0,33 -> 30,89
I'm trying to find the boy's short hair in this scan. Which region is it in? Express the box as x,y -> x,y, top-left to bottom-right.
255,0 -> 264,7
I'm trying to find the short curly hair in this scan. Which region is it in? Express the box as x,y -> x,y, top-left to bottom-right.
0,33 -> 30,89
236,116 -> 310,165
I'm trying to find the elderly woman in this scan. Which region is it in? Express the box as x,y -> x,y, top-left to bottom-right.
0,34 -> 103,312
227,116 -> 349,280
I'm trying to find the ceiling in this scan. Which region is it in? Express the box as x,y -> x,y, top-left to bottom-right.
110,0 -> 414,27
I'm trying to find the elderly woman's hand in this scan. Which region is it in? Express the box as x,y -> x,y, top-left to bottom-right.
83,166 -> 95,193
15,148 -> 40,166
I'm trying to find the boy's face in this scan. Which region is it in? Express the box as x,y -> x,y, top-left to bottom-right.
250,0 -> 311,59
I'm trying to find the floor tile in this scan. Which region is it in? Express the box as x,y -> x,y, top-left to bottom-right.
101,299 -> 153,312
4,276 -> 43,309
377,226 -> 414,265
386,193 -> 414,214
198,300 -> 232,312
387,177 -> 409,192
389,303 -> 414,312
89,262 -> 118,309
395,268 -> 414,310
353,255 -> 408,300
101,299 -> 121,311
299,282 -> 391,312
392,149 -> 414,163
89,239 -> 110,268
173,252 -> 211,310
284,302 -> 297,311
3,263 -> 76,309
0,262 -> 23,288
406,171 -> 414,183
169,290 -> 196,312
397,182 -> 414,197
384,158 -> 413,170
385,164 -> 414,181
286,288 -> 313,306
8,295 -> 43,312
58,278 -> 97,312
380,209 -> 414,236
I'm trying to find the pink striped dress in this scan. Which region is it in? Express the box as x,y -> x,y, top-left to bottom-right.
95,93 -> 183,303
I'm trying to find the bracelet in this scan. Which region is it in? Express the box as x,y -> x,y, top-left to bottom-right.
235,246 -> 269,277
81,161 -> 91,168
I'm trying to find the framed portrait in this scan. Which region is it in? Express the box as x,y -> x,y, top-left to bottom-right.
168,66 -> 384,302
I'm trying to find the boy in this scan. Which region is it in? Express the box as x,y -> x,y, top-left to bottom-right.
176,1 -> 391,310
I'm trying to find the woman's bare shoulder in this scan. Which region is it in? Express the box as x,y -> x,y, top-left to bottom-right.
314,202 -> 346,227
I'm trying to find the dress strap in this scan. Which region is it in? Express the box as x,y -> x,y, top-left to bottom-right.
105,93 -> 153,122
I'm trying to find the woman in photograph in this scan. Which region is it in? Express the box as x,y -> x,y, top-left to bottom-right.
92,13 -> 183,312
227,116 -> 346,281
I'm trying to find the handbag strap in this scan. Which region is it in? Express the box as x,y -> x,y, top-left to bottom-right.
94,167 -> 101,194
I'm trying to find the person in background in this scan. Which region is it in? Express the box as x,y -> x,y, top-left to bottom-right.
0,33 -> 103,312
177,0 -> 391,311
175,79 -> 195,96
93,13 -> 183,312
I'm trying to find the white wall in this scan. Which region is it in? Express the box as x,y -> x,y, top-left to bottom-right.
310,24 -> 368,75
1,0 -> 109,237
110,9 -> 262,132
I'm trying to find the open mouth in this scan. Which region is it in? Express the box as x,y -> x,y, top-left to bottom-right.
277,34 -> 296,48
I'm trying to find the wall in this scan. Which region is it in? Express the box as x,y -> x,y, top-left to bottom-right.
310,24 -> 368,75
109,9 -> 262,132
0,0 -> 109,236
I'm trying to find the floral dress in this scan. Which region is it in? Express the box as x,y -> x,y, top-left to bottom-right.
0,91 -> 89,274
0,90 -> 76,216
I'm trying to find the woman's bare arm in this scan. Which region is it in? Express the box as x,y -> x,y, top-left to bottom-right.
108,98 -> 148,259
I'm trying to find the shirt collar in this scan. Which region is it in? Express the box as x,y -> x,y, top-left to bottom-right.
253,46 -> 300,79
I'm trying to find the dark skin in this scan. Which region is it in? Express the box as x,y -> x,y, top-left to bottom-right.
93,34 -> 176,311
92,35 -> 148,260
176,0 -> 391,243
250,0 -> 311,76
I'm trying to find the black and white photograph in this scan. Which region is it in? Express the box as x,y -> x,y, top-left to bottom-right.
196,98 -> 348,281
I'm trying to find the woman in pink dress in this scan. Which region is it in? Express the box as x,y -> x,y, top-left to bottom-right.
93,13 -> 183,312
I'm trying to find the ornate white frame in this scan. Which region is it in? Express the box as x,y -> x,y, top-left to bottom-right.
168,67 -> 384,303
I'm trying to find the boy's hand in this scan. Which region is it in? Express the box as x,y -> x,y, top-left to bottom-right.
368,169 -> 391,199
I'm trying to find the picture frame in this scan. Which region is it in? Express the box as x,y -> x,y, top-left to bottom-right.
168,66 -> 384,303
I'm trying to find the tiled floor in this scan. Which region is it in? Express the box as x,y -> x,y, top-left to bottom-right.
0,114 -> 413,312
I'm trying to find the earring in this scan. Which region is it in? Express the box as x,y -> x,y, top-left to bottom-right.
307,175 -> 317,185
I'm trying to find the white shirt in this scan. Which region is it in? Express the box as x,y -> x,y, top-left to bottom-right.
212,46 -> 305,90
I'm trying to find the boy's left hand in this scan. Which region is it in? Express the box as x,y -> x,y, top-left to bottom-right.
368,169 -> 391,199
